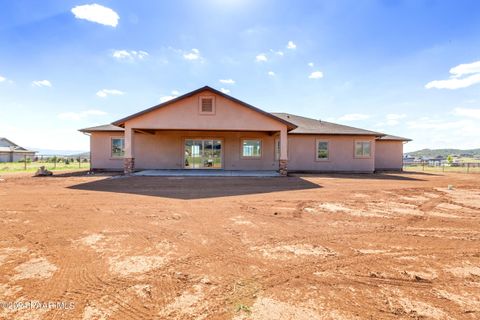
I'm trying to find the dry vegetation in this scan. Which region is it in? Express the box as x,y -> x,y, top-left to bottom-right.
0,171 -> 479,319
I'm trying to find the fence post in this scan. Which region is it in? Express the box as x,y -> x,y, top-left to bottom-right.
79,156 -> 81,168
467,163 -> 470,174
422,161 -> 425,171
24,154 -> 27,170
54,156 -> 57,169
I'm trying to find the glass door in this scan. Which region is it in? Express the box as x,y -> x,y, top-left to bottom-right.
184,139 -> 222,169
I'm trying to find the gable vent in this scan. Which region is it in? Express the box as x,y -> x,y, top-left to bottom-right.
201,98 -> 213,113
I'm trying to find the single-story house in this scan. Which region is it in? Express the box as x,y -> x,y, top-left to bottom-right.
79,86 -> 411,175
0,137 -> 37,162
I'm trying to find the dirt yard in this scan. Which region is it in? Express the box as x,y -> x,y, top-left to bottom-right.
0,171 -> 479,319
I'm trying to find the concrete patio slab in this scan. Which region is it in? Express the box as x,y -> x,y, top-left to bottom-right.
133,169 -> 280,177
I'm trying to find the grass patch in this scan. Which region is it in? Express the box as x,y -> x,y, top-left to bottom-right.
0,161 -> 89,173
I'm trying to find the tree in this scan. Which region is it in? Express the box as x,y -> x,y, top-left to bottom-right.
447,155 -> 453,165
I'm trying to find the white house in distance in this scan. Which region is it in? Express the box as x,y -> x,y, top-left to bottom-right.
0,137 -> 37,162
79,86 -> 411,174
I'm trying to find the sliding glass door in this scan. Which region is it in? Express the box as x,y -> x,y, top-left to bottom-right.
184,139 -> 222,169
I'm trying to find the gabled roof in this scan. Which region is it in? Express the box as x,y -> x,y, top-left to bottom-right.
272,113 -> 385,136
0,138 -> 36,153
79,124 -> 124,133
112,86 -> 297,130
376,134 -> 411,142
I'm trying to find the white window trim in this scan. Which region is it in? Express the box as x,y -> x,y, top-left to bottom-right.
315,139 -> 330,161
241,138 -> 262,159
110,137 -> 125,159
198,95 -> 216,115
354,140 -> 372,159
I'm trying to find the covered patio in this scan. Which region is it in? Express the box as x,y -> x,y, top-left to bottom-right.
133,169 -> 280,177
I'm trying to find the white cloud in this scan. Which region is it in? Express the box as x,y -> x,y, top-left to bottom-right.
425,60 -> 480,89
219,79 -> 235,84
308,62 -> 314,67
287,41 -> 296,49
308,71 -> 323,79
220,88 -> 230,94
112,50 -> 149,61
32,80 -> 52,87
71,4 -> 119,27
268,71 -> 275,76
425,73 -> 480,90
171,90 -> 179,95
183,48 -> 201,61
159,95 -> 176,103
256,54 -> 267,62
270,49 -> 284,56
57,109 -> 107,121
0,75 -> 5,82
96,89 -> 124,98
378,113 -> 407,126
452,107 -> 480,119
450,60 -> 480,77
338,113 -> 370,121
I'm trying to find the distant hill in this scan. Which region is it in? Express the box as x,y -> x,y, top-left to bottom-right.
27,147 -> 89,156
406,148 -> 480,158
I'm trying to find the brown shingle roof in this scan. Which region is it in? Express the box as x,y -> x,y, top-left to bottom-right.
271,113 -> 384,136
376,134 -> 411,141
79,124 -> 124,133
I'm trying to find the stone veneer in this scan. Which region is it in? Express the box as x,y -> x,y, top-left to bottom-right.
124,157 -> 135,175
279,159 -> 288,176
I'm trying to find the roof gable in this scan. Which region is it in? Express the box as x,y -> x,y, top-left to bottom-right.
113,86 -> 296,130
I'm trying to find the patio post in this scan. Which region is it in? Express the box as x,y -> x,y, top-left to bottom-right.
279,128 -> 288,176
124,126 -> 135,174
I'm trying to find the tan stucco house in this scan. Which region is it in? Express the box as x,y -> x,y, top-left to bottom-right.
79,86 -> 410,175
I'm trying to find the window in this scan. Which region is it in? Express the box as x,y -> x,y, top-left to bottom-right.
316,140 -> 329,160
355,141 -> 371,158
111,138 -> 125,158
199,96 -> 215,114
242,139 -> 262,158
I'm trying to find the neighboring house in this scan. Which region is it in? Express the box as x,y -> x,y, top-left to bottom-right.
79,86 -> 411,174
0,138 -> 37,162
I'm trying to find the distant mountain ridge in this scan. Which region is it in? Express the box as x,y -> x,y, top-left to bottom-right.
406,148 -> 480,158
26,147 -> 89,156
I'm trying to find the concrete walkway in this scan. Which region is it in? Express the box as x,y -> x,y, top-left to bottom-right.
133,169 -> 280,177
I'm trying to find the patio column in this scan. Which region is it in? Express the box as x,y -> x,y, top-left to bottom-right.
124,126 -> 135,174
279,128 -> 288,176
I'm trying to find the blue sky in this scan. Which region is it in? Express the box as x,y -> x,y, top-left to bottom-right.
1,0 -> 479,152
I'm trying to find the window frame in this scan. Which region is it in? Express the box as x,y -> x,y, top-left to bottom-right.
110,137 -> 125,159
241,138 -> 262,159
354,140 -> 372,158
198,95 -> 216,115
315,139 -> 330,161
274,138 -> 280,161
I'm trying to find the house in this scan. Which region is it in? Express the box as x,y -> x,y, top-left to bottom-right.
79,86 -> 411,175
0,138 -> 37,162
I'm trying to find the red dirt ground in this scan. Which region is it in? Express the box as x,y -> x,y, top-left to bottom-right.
0,171 -> 479,319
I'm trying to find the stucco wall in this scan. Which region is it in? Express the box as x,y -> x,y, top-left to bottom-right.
125,92 -> 288,132
287,135 -> 376,172
90,132 -> 124,170
375,140 -> 404,170
0,152 -> 36,162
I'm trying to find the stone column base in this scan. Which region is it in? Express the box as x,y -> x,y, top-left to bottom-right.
279,159 -> 288,176
124,158 -> 135,175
